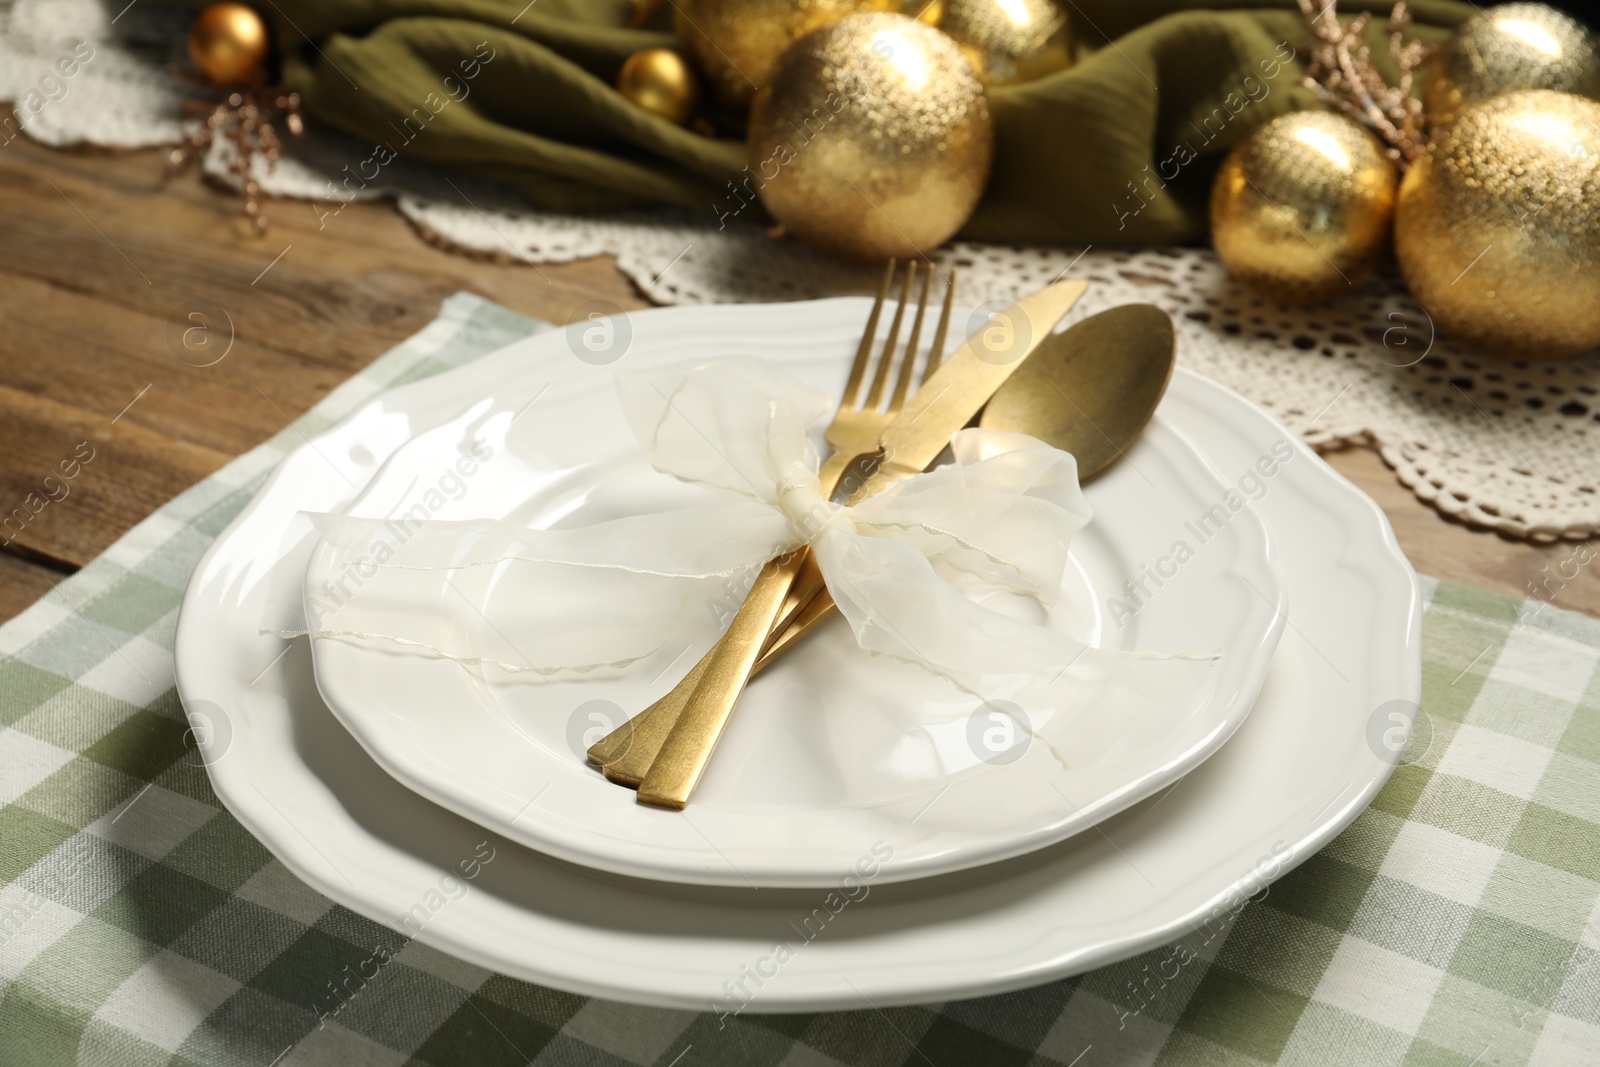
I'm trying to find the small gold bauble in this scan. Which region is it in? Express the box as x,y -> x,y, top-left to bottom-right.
748,13 -> 993,262
1426,3 -> 1600,124
673,0 -> 895,108
1395,90 -> 1600,359
935,0 -> 1072,85
188,3 -> 270,88
1209,111 -> 1398,303
616,48 -> 700,125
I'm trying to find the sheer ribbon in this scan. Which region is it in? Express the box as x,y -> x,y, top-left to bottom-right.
267,359 -> 1220,689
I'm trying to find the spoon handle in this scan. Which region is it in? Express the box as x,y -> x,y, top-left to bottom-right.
750,584 -> 835,674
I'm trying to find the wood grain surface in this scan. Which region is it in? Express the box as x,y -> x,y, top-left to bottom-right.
1,137 -> 1595,623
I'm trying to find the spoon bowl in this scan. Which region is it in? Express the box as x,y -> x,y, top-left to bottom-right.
979,303 -> 1176,480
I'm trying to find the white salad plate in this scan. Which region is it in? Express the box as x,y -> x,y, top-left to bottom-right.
174,298 -> 1420,1011
295,305 -> 1283,887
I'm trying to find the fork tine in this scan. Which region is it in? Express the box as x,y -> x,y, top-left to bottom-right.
844,260 -> 894,408
923,267 -> 957,379
888,263 -> 934,413
864,261 -> 915,410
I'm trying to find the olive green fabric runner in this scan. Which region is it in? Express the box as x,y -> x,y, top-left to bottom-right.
231,0 -> 1471,245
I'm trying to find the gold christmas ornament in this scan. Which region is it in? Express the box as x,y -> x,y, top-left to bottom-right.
1394,90 -> 1600,359
1426,3 -> 1600,124
673,0 -> 895,108
1209,111 -> 1398,303
188,3 -> 270,88
746,13 -> 993,262
616,48 -> 700,125
934,0 -> 1072,85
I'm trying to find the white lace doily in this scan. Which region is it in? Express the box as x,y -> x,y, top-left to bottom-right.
7,0 -> 1598,542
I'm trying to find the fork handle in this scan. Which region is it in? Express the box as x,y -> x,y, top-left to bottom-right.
590,549 -> 824,785
638,462 -> 914,807
591,554 -> 800,788
634,553 -> 805,807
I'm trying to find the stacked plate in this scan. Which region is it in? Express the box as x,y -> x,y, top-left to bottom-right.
174,298 -> 1420,1011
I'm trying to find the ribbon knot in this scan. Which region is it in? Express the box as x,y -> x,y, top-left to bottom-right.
609,359 -> 1101,677
775,460 -> 852,543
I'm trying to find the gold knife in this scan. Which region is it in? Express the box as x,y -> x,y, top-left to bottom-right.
633,277 -> 1090,809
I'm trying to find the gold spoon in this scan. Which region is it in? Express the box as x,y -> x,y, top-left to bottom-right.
753,303 -> 1176,667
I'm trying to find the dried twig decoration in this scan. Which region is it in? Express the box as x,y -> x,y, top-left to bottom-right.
1296,0 -> 1434,167
167,78 -> 304,234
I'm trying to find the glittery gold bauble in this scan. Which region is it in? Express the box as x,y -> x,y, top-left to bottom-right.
188,3 -> 270,88
616,48 -> 700,125
673,0 -> 895,108
1426,3 -> 1600,124
1395,90 -> 1600,359
747,13 -> 993,262
935,0 -> 1071,85
1209,111 -> 1398,303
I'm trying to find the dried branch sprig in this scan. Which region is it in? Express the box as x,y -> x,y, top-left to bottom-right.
168,78 -> 304,234
1296,0 -> 1435,167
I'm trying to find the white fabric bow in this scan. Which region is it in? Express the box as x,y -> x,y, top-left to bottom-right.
617,359 -> 1104,677
275,359 -> 1117,682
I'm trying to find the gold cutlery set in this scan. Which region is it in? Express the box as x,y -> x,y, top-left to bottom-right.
589,264 -> 1176,809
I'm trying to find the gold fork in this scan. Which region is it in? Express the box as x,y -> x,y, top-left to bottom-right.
587,259 -> 955,786
766,263 -> 956,650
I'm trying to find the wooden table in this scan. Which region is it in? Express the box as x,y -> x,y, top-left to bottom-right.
2,138 -> 1596,624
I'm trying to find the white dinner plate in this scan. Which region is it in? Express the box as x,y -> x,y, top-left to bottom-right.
174,298 -> 1419,1011
297,305 -> 1283,887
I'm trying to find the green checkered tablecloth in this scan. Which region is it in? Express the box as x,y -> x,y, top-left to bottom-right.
2,293 -> 1597,1067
